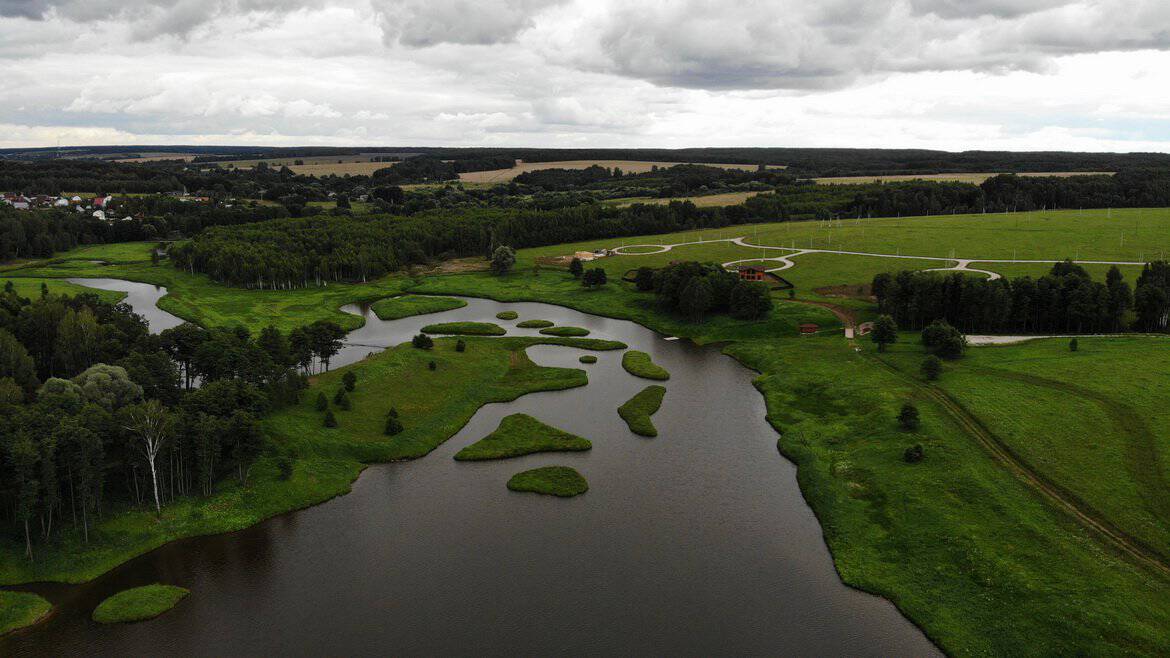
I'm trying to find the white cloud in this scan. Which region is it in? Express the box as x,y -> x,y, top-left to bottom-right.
1,0 -> 1170,151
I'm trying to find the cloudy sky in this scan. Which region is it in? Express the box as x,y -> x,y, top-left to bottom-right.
2,0 -> 1170,151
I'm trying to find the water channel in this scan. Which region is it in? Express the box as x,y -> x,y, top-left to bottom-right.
2,278 -> 939,656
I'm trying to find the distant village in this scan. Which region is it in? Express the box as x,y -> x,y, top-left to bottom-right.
0,191 -> 211,221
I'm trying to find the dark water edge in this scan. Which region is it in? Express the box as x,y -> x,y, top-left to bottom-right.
3,286 -> 941,657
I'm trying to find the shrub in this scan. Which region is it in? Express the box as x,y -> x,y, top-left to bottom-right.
428,360 -> 437,371
412,333 -> 434,349
491,245 -> 516,275
455,339 -> 466,353
333,388 -> 351,410
342,371 -> 357,392
903,444 -> 925,463
634,266 -> 656,291
384,416 -> 404,436
569,257 -> 583,278
276,456 -> 295,480
1069,338 -> 1079,352
898,403 -> 921,431
387,407 -> 399,418
921,355 -> 942,381
323,409 -> 338,428
315,392 -> 328,411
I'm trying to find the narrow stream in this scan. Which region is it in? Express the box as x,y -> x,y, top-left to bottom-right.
3,281 -> 939,656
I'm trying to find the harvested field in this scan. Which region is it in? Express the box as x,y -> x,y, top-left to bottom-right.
459,160 -> 782,184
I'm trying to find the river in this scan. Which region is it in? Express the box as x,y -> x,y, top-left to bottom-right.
2,279 -> 939,656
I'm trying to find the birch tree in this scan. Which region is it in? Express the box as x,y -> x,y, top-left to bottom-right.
123,400 -> 173,516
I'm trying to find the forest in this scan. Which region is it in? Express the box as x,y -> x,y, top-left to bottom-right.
0,285 -> 352,558
872,261 -> 1170,334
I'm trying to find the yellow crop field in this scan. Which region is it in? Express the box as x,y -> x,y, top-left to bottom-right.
459,160 -> 784,184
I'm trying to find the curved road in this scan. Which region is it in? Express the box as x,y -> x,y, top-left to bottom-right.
610,236 -> 1147,280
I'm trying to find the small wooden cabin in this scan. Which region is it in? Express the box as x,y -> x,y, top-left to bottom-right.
738,264 -> 766,282
798,323 -> 819,335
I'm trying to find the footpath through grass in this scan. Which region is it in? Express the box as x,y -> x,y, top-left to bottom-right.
507,466 -> 588,497
91,584 -> 188,624
618,385 -> 666,437
454,413 -> 591,461
0,591 -> 52,636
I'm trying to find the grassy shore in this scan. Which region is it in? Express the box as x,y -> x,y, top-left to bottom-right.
507,466 -> 589,497
92,584 -> 189,624
617,385 -> 666,437
539,326 -> 590,337
0,591 -> 52,636
420,321 -> 507,336
454,413 -> 591,461
371,295 -> 466,320
622,351 -> 670,380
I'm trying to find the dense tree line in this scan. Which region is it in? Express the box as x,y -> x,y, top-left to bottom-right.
0,160 -> 182,195
0,287 -> 318,558
371,156 -> 516,184
872,261 -> 1141,334
635,261 -> 773,321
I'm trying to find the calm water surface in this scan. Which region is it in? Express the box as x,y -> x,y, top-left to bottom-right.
3,282 -> 939,656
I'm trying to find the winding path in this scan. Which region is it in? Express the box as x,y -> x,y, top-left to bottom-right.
610,236 -> 1147,281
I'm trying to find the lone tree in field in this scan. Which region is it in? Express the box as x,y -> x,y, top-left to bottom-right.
455,339 -> 466,352
491,245 -> 516,275
1069,338 -> 1079,352
342,371 -> 357,391
921,319 -> 966,359
898,402 -> 921,431
921,355 -> 942,381
315,392 -> 328,411
384,415 -> 404,436
412,333 -> 434,349
121,399 -> 174,516
569,257 -> 584,279
872,315 -> 898,352
333,388 -> 351,410
324,409 -> 338,428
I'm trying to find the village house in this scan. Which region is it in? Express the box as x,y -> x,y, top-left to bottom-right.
737,264 -> 766,282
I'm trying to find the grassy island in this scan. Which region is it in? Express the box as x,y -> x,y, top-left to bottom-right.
618,385 -> 666,437
516,319 -> 554,328
495,310 -> 519,320
92,584 -> 189,624
420,321 -> 507,336
454,413 -> 591,460
0,591 -> 52,636
507,466 -> 588,497
621,350 -> 670,380
579,355 -> 598,364
371,295 -> 466,320
539,326 -> 591,337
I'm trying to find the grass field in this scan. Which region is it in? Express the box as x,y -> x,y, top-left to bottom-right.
883,336 -> 1170,562
814,172 -> 1114,185
92,584 -> 188,624
453,413 -> 592,461
0,591 -> 51,635
617,385 -> 666,437
370,295 -> 466,321
507,466 -> 588,497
